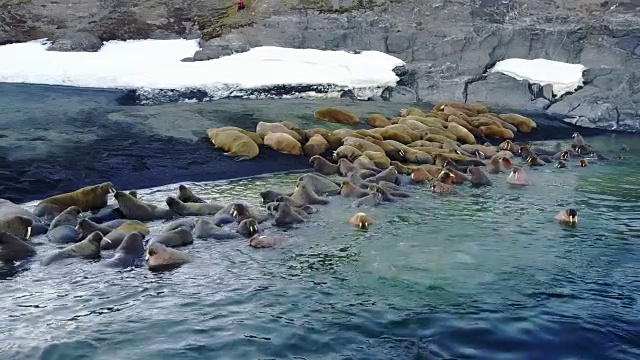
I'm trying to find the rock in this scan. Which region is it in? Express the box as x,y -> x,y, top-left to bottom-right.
46,32 -> 103,52
193,33 -> 251,61
464,73 -> 551,111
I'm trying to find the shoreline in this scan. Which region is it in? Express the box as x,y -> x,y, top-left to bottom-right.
0,83 -> 622,204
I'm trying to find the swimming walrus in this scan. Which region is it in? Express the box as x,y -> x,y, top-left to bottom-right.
555,160 -> 567,169
506,166 -> 530,186
177,184 -> 206,203
149,228 -> 194,248
249,233 -> 289,248
34,182 -> 116,220
365,166 -> 398,185
114,191 -> 175,221
146,242 -> 190,271
0,216 -> 33,240
349,212 -> 372,230
103,232 -> 145,268
556,209 -> 578,225
273,202 -> 305,227
193,218 -> 242,240
368,184 -> 399,203
163,218 -> 196,233
290,182 -> 330,205
41,231 -> 104,266
0,231 -> 36,263
351,191 -> 382,208
274,196 -> 318,214
430,181 -> 457,194
48,206 -> 81,231
259,190 -> 293,205
309,155 -> 340,176
468,167 -> 492,187
266,202 -> 310,218
230,203 -> 270,224
237,218 -> 259,238
165,196 -> 223,217
297,173 -> 341,196
101,220 -> 150,250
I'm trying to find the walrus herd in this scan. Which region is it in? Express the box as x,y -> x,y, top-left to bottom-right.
0,102 -> 627,273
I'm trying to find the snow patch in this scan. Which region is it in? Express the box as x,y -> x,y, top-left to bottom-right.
0,39 -> 405,103
490,58 -> 586,98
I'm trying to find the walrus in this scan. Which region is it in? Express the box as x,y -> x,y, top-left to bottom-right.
84,189 -> 137,224
579,159 -> 588,167
466,103 -> 489,114
47,225 -> 82,244
368,184 -> 398,203
309,155 -> 340,175
338,158 -> 357,176
41,231 -> 104,266
230,203 -> 270,223
0,231 -> 37,263
363,137 -> 404,162
206,126 -> 264,146
165,196 -> 222,217
446,122 -> 476,145
48,206 -> 81,231
375,182 -> 411,198
113,191 -> 174,221
506,166 -> 530,186
486,155 -> 508,174
0,216 -> 33,240
468,167 -> 492,186
353,155 -> 381,172
260,189 -> 292,205
441,166 -> 469,184
177,184 -> 206,203
274,202 -> 305,227
193,218 -> 242,240
351,191 -> 382,208
349,212 -> 372,230
146,242 -> 190,271
555,160 -> 567,169
389,161 -> 413,175
367,114 -> 391,128
333,145 -> 363,162
34,182 -> 115,219
477,114 -> 519,134
411,167 -> 432,183
163,218 -> 196,233
208,129 -> 260,161
497,113 -> 537,133
264,132 -> 303,155
553,151 -> 571,161
431,181 -> 457,194
314,107 -> 361,125
526,155 -> 546,167
103,232 -> 145,268
0,199 -> 39,223
249,233 -> 288,248
101,220 -> 150,250
149,228 -> 194,248
340,179 -> 369,199
274,196 -> 318,214
75,218 -> 113,237
556,209 -> 578,225
266,202 -> 310,218
343,137 -> 386,154
254,122 -> 302,142
346,172 -> 371,190
297,173 -> 340,196
291,182 -> 329,205
361,151 -> 391,169
366,166 -> 398,185
237,218 -> 259,238
499,140 -> 520,154
399,147 -> 434,164
304,134 -> 330,157
400,107 -> 426,117
478,126 -> 515,140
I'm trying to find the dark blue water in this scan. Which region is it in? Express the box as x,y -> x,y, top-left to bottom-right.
1,135 -> 638,359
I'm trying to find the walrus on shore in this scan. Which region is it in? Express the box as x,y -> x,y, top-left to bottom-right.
304,134 -> 330,157
314,107 -> 361,125
230,203 -> 270,224
48,206 -> 81,231
264,132 -> 303,155
556,209 -> 578,225
101,220 -> 150,250
177,185 -> 206,203
146,242 -> 190,271
291,182 -> 329,205
366,166 -> 398,185
309,155 -> 340,175
103,232 -> 145,268
165,196 -> 222,217
506,166 -> 530,186
206,126 -> 264,146
274,202 -> 305,227
343,137 -> 386,154
254,122 -> 303,142
76,218 -> 113,237
84,189 -> 136,224
149,228 -> 194,248
0,231 -> 36,263
468,167 -> 492,186
338,158 -> 357,176
41,231 -> 104,266
34,182 -> 115,219
333,145 -> 364,162
249,233 -> 289,248
497,113 -> 537,133
367,114 -> 392,128
0,200 -> 41,230
113,191 -> 175,221
237,218 -> 259,238
0,216 -> 33,240
193,218 -> 242,240
163,218 -> 196,233
208,129 -> 260,161
349,212 -> 372,230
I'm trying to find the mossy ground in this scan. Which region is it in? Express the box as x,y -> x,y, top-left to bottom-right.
196,0 -> 256,40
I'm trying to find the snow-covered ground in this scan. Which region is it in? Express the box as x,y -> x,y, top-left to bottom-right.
490,58 -> 586,98
0,39 -> 405,103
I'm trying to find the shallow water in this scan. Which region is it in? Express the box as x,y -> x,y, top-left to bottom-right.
2,135 -> 640,359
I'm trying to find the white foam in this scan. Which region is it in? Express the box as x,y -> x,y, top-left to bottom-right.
0,39 -> 405,101
490,58 -> 586,98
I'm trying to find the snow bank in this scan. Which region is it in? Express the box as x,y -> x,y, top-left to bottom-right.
490,58 -> 586,98
0,39 -> 405,103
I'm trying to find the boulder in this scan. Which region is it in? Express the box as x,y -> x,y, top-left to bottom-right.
46,32 -> 103,52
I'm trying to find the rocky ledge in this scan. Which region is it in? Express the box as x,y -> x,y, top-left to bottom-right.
1,0 -> 640,131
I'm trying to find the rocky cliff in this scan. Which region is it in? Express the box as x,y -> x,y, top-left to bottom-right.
1,0 -> 640,131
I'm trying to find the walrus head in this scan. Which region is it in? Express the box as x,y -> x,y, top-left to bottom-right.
411,167 -> 429,183
119,232 -> 145,256
5,216 -> 34,240
565,209 -> 578,224
352,212 -> 370,230
555,160 -> 567,169
500,157 -> 512,169
437,170 -> 455,185
230,203 -> 250,218
102,182 -> 116,195
579,159 -> 588,167
238,219 -> 259,238
86,231 -> 107,245
165,196 -> 184,211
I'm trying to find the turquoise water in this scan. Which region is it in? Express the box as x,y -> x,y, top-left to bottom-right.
2,135 -> 640,359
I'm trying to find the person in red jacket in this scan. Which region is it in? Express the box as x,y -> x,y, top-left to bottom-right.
237,0 -> 246,11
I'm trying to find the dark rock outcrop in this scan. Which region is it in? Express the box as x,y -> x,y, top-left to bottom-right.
47,32 -> 103,52
1,0 -> 640,130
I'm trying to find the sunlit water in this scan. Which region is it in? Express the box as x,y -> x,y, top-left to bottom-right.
2,135 -> 640,359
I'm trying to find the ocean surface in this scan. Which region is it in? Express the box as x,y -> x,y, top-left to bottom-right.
0,83 -> 638,359
2,132 -> 640,359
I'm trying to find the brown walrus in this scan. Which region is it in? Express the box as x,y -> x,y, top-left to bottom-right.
146,242 -> 190,271
165,196 -> 223,217
340,179 -> 369,199
41,231 -> 104,266
0,231 -> 37,263
149,228 -> 194,248
273,202 -> 305,227
349,212 -> 372,230
0,216 -> 33,240
249,233 -> 289,248
309,155 -> 340,176
177,184 -> 206,203
113,191 -> 175,221
34,182 -> 115,219
468,167 -> 492,186
290,182 -> 329,205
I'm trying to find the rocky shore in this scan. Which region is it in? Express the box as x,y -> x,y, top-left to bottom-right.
1,0 -> 640,130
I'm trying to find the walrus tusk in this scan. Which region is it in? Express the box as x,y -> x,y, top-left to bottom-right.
109,187 -> 117,194
230,209 -> 237,217
145,253 -> 150,261
26,226 -> 31,240
75,225 -> 81,231
102,238 -> 112,244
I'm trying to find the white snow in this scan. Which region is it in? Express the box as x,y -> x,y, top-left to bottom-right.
490,58 -> 586,98
0,38 -> 405,101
